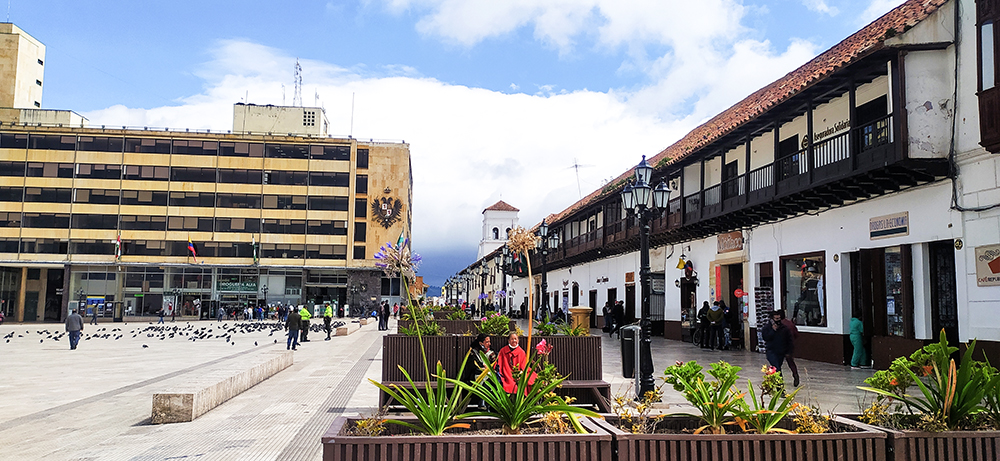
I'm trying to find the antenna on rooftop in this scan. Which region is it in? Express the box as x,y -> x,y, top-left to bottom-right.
567,158 -> 593,199
293,59 -> 303,107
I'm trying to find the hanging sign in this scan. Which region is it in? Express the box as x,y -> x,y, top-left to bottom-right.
717,231 -> 743,253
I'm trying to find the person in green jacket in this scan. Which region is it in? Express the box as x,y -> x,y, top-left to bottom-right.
323,304 -> 333,340
850,311 -> 866,368
706,301 -> 726,351
299,306 -> 312,342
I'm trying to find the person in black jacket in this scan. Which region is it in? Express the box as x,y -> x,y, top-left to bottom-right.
285,308 -> 301,350
761,310 -> 793,373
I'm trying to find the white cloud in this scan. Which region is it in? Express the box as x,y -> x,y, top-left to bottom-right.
81,40 -> 680,258
802,0 -> 839,16
858,0 -> 907,26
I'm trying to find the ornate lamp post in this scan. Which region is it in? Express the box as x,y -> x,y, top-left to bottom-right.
535,219 -> 559,321
496,246 -> 510,314
261,284 -> 268,310
621,155 -> 671,400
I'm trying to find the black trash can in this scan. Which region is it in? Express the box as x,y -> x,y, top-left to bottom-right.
621,325 -> 640,378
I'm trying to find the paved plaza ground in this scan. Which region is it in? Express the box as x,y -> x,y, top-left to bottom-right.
0,317 -> 876,460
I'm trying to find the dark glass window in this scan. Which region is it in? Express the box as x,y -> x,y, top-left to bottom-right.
23,187 -> 71,203
216,193 -> 262,209
265,143 -> 310,159
26,163 -> 74,178
129,240 -> 167,256
262,195 -> 307,210
70,241 -> 116,255
266,170 -> 307,186
355,199 -> 367,218
22,213 -> 70,228
74,189 -> 120,204
0,133 -> 28,149
260,243 -> 305,259
215,217 -> 261,233
0,187 -> 22,201
308,196 -> 349,211
356,148 -> 369,169
307,244 -> 346,260
0,212 -> 21,227
28,134 -> 75,150
120,215 -> 167,231
0,238 -> 18,252
124,165 -> 169,180
76,164 -> 122,180
77,136 -> 124,152
121,190 -> 167,206
354,222 -> 366,242
353,245 -> 366,260
310,145 -> 351,161
219,141 -> 263,157
307,220 -> 347,235
167,216 -> 214,232
0,161 -> 24,176
309,171 -> 350,187
125,138 -> 171,153
218,168 -> 262,184
171,167 -> 216,182
356,175 -> 368,194
381,278 -> 400,296
169,192 -> 215,207
172,140 -> 219,156
261,219 -> 306,234
71,214 -> 118,229
21,239 -> 67,254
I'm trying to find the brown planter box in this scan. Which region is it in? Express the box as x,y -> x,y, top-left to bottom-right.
869,425 -> 1000,461
382,335 -> 460,382
593,416 -> 888,461
322,416 -> 614,461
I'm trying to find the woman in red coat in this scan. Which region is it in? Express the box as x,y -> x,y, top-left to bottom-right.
495,332 -> 536,394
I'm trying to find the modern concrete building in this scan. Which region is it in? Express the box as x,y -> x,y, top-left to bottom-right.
468,0 -> 1000,368
0,23 -> 44,110
0,25 -> 411,323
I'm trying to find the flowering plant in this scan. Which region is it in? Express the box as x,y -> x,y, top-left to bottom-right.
663,360 -> 744,434
373,239 -> 421,279
478,293 -> 487,300
732,365 -> 801,434
476,312 -> 511,336
535,320 -> 560,336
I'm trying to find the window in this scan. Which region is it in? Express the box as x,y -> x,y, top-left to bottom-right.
171,167 -> 217,182
353,245 -> 366,259
0,133 -> 27,148
71,214 -> 118,229
356,175 -> 368,194
0,161 -> 24,176
985,22 -> 996,91
261,219 -> 306,234
219,141 -> 263,157
121,190 -> 167,206
310,145 -> 350,161
76,164 -> 122,180
356,148 -> 368,169
0,187 -> 22,201
173,140 -> 219,156
303,111 -> 316,126
309,171 -> 350,187
216,194 -> 262,209
265,143 -> 310,159
24,188 -> 71,203
780,253 -> 825,327
78,136 -> 124,152
125,138 -> 171,153
492,227 -> 499,240
167,217 -> 214,232
381,278 -> 401,296
263,195 -> 307,210
22,213 -> 70,229
355,198 -> 367,218
354,222 -> 366,242
215,217 -> 261,233
28,135 -> 74,150
120,215 -> 167,231
169,192 -> 215,207
124,165 -> 169,181
307,220 -> 347,235
308,196 -> 349,211
978,0 -> 1000,152
26,163 -> 73,178
36,79 -> 42,86
218,168 -> 262,184
266,170 -> 308,185
0,212 -> 22,227
75,189 -> 121,205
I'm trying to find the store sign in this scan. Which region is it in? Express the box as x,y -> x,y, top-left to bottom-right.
217,280 -> 257,292
975,244 -> 1000,287
717,231 -> 743,253
870,212 -> 909,240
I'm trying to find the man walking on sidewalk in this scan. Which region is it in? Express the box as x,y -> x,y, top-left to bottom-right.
66,309 -> 84,350
285,308 -> 301,350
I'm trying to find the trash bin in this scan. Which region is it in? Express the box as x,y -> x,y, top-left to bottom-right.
621,325 -> 641,378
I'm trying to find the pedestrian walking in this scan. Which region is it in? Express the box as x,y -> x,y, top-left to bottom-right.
850,310 -> 867,369
762,310 -> 793,380
157,308 -> 165,324
169,302 -> 176,322
90,305 -> 98,325
285,307 -> 301,350
778,309 -> 801,386
66,308 -> 84,350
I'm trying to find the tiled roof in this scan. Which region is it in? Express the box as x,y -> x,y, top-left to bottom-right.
484,200 -> 520,213
545,0 -> 948,226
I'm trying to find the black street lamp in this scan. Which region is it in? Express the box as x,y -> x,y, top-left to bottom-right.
261,284 -> 268,309
496,246 -> 510,314
535,219 -> 559,321
621,155 -> 671,400
76,288 -> 85,315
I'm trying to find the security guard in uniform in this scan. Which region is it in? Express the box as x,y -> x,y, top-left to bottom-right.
324,304 -> 334,340
299,305 -> 312,342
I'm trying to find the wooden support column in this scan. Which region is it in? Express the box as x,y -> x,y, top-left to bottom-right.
773,122 -> 780,195
17,266 -> 26,322
699,160 -> 705,220
849,78 -> 857,170
807,101 -> 815,183
891,51 -> 908,161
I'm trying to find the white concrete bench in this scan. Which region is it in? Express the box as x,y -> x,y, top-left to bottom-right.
335,322 -> 361,336
151,349 -> 293,424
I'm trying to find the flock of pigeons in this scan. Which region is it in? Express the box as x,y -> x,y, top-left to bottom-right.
1,320 -> 348,348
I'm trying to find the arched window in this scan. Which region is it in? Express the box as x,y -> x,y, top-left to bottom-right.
492,227 -> 499,239
505,228 -> 511,238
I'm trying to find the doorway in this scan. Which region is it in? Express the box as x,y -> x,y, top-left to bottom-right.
589,290 -> 598,328
625,284 -> 636,324
928,240 -> 959,348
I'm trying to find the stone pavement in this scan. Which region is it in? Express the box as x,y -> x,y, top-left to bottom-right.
0,317 -> 876,460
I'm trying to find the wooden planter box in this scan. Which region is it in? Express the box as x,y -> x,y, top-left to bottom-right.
593,416 -> 889,461
322,416 -> 614,461
855,423 -> 1000,461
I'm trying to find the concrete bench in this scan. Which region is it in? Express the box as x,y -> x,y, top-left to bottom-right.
335,322 -> 361,336
151,349 -> 293,424
358,317 -> 376,326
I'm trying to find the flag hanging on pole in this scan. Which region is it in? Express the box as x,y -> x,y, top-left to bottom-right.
188,235 -> 198,263
396,231 -> 406,248
115,231 -> 122,261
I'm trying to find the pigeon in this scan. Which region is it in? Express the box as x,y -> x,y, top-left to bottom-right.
254,341 -> 258,346
142,344 -> 148,348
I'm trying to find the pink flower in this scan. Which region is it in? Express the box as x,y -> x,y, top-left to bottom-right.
536,339 -> 553,355
481,317 -> 487,321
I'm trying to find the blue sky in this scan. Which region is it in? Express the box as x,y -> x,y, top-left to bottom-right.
15,0 -> 905,287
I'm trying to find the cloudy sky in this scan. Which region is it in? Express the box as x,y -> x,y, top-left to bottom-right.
17,0 -> 905,286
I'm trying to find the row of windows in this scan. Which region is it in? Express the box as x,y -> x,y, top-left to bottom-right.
0,162 -> 367,188
0,213 -> 351,235
0,238 -> 349,259
0,133 -> 368,164
1,187 -> 356,212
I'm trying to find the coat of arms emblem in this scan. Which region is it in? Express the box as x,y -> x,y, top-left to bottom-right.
372,197 -> 403,229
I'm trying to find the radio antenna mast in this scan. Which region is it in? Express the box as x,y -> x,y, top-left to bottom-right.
292,59 -> 303,107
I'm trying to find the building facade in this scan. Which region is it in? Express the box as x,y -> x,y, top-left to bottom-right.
495,0 -> 1000,367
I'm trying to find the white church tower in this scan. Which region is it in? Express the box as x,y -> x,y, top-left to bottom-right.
478,201 -> 519,260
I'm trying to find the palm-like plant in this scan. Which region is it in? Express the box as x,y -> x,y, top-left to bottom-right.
663,361 -> 745,434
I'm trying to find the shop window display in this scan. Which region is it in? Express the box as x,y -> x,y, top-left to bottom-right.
781,254 -> 826,327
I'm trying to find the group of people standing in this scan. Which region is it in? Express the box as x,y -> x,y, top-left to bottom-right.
602,301 -> 626,338
696,300 -> 742,351
376,301 -> 398,331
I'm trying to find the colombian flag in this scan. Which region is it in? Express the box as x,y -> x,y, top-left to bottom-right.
188,236 -> 198,263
